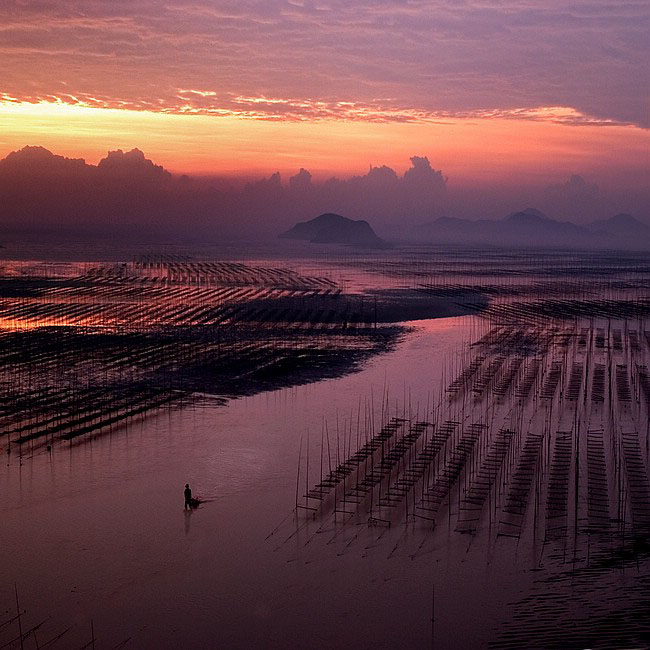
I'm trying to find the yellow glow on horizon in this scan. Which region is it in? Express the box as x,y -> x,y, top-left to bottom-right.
1,99 -> 648,186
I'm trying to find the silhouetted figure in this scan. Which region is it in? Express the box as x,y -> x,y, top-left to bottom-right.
184,483 -> 192,509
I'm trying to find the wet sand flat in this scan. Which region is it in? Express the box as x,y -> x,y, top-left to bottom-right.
2,243 -> 650,648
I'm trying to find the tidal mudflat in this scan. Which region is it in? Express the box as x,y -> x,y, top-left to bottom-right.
2,244 -> 650,648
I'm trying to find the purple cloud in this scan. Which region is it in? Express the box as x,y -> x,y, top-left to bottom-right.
0,1 -> 647,126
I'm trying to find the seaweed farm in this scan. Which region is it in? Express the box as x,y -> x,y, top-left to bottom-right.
281,248 -> 650,648
1,255 -> 400,456
2,244 -> 650,649
295,319 -> 650,539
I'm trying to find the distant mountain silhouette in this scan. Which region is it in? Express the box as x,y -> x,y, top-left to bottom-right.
587,213 -> 650,237
280,213 -> 389,248
1,145 -> 647,248
413,208 -> 650,249
505,208 -> 550,223
0,146 -> 446,241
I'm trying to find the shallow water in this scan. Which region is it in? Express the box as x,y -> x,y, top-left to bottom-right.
2,317 -> 484,648
3,243 -> 650,649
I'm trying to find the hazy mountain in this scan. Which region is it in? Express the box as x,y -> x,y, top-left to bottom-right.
411,209 -> 650,249
587,213 -> 650,236
1,145 -> 647,248
505,208 -> 550,223
0,146 -> 446,241
280,213 -> 388,248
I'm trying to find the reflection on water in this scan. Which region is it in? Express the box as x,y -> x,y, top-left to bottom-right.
2,242 -> 650,648
1,317 -> 475,648
183,509 -> 192,536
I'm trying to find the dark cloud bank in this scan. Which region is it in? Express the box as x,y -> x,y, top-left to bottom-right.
1,145 -> 649,250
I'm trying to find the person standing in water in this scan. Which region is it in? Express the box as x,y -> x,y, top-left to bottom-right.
184,483 -> 192,509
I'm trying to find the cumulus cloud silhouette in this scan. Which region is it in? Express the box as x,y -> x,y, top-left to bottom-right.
0,146 -> 647,241
0,146 -> 450,238
97,148 -> 171,182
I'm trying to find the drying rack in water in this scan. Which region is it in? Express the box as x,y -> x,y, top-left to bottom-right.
292,313 -> 650,554
1,256 -> 395,457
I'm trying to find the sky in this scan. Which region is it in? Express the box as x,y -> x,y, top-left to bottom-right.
0,0 -> 648,208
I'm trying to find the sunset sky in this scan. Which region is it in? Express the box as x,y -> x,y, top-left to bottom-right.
1,0 -> 648,189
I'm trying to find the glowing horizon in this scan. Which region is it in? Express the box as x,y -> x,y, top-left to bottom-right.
1,98 -> 648,190
1,0 -> 648,222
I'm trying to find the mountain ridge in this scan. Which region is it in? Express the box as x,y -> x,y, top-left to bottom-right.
280,213 -> 389,249
1,145 -> 648,249
411,208 -> 650,249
